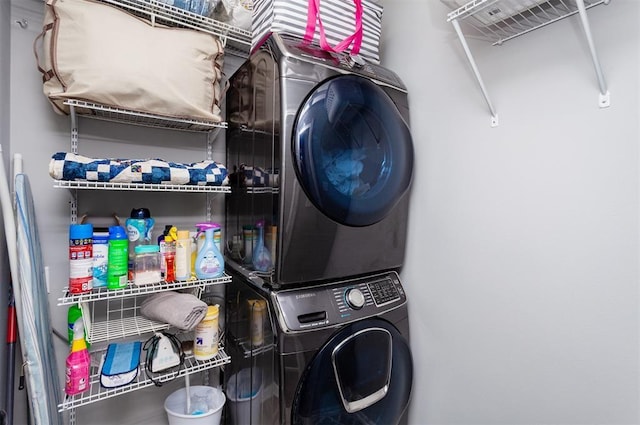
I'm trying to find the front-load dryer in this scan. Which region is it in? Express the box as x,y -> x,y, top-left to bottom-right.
226,34 -> 414,287
224,267 -> 413,425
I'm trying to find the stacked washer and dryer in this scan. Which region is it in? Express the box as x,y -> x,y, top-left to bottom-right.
223,33 -> 414,425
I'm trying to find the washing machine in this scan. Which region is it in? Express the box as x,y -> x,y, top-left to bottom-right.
224,267 -> 413,425
225,33 -> 414,287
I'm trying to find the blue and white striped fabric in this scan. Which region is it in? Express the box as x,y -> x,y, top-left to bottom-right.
49,152 -> 229,186
252,0 -> 383,63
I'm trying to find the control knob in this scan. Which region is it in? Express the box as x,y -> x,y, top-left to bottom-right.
345,288 -> 365,310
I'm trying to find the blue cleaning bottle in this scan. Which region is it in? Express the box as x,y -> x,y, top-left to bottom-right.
252,220 -> 272,272
194,223 -> 225,279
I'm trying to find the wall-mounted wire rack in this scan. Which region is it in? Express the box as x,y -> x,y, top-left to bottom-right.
63,100 -> 227,133
53,180 -> 231,193
58,275 -> 231,305
441,0 -> 611,126
58,347 -> 231,412
63,282 -> 221,344
246,187 -> 280,194
47,3 -> 241,422
95,0 -> 252,57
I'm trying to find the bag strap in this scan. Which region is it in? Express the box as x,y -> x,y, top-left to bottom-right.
304,0 -> 364,55
33,22 -> 55,82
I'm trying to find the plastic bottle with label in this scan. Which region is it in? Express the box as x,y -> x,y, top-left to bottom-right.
133,245 -> 161,285
175,230 -> 191,282
163,228 -> 177,283
252,220 -> 272,272
67,304 -> 89,349
247,299 -> 267,347
107,225 -> 128,290
92,229 -> 109,288
125,208 -> 155,280
242,224 -> 256,264
194,223 -> 224,279
64,320 -> 91,395
158,225 -> 173,279
69,223 -> 93,294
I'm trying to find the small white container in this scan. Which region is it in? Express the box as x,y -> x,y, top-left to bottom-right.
133,244 -> 161,286
193,304 -> 219,361
226,369 -> 262,425
164,385 -> 225,425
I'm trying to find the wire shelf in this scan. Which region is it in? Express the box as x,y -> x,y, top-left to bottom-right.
53,180 -> 231,193
58,347 -> 231,411
95,0 -> 251,54
247,187 -> 280,194
58,275 -> 231,305
77,285 -> 209,343
443,0 -> 607,45
88,315 -> 170,343
238,338 -> 275,359
63,100 -> 228,132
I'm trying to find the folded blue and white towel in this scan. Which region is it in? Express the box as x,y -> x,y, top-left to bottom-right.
49,152 -> 229,186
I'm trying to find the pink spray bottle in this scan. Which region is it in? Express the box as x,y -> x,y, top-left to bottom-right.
64,319 -> 91,395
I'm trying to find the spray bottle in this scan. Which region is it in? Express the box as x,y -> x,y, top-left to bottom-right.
64,319 -> 91,395
252,220 -> 272,272
67,304 -> 89,350
194,223 -> 224,279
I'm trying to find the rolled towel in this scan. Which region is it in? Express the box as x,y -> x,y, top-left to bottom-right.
140,291 -> 208,331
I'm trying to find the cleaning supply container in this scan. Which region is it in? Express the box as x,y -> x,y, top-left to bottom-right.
226,368 -> 262,425
193,304 -> 219,361
133,245 -> 161,285
69,223 -> 93,294
194,223 -> 224,279
175,230 -> 191,282
125,208 -> 155,280
164,385 -> 225,425
64,320 -> 91,395
251,220 -> 271,272
107,225 -> 128,290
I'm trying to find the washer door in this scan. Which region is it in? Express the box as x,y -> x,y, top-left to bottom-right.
292,75 -> 413,227
292,319 -> 413,425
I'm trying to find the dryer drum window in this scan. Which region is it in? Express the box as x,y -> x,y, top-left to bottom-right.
293,75 -> 414,227
291,318 -> 413,425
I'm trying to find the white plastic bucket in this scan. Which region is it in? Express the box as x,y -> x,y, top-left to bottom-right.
165,385 -> 225,425
226,369 -> 262,425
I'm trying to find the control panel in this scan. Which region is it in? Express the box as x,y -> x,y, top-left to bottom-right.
273,271 -> 407,332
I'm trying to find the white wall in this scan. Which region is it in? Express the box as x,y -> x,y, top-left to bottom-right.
382,1 -> 639,424
6,0 -> 640,424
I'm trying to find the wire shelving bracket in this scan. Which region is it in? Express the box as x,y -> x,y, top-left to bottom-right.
444,0 -> 611,126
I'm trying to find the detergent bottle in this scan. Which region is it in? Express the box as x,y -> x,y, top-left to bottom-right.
252,220 -> 272,272
194,223 -> 224,279
65,319 -> 91,396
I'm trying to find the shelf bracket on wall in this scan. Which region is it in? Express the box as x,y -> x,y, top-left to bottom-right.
70,104 -> 79,154
451,17 -> 499,127
576,0 -> 610,108
444,0 -> 611,125
69,105 -> 78,223
206,131 -> 214,221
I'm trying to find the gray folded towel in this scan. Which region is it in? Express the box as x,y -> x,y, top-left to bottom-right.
140,291 -> 208,331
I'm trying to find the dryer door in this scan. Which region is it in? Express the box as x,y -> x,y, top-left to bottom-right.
292,75 -> 413,227
291,319 -> 413,425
